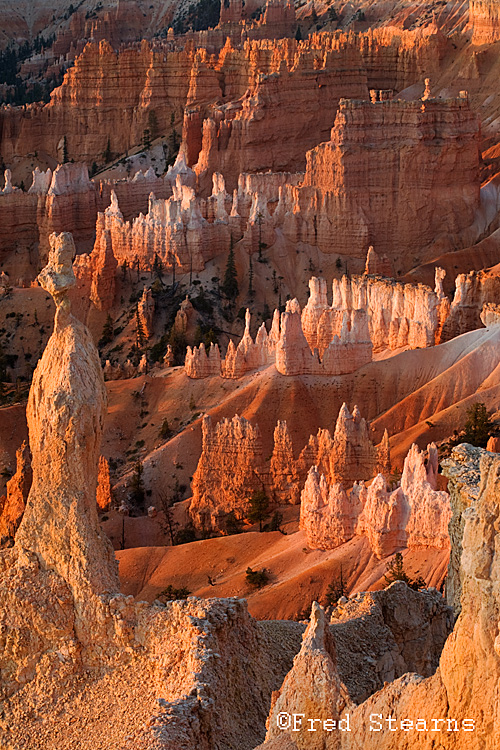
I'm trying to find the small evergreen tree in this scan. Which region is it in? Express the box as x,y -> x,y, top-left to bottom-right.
222,245 -> 239,300
384,552 -> 426,591
246,489 -> 270,532
130,461 -> 145,508
248,254 -> 254,298
135,303 -> 145,350
159,418 -> 172,440
148,109 -> 159,140
295,25 -> 303,41
463,402 -> 494,447
98,314 -> 114,348
325,566 -> 348,606
62,135 -> 68,164
103,136 -> 111,163
142,128 -> 152,150
158,584 -> 191,602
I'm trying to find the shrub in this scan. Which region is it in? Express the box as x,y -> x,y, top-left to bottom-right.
157,584 -> 191,603
463,402 -> 495,447
159,418 -> 173,440
246,567 -> 269,588
174,525 -> 197,545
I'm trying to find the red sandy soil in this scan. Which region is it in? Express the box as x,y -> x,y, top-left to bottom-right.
117,531 -> 449,620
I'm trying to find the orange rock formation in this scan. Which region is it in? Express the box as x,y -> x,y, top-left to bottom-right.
0,441 -> 31,545
300,442 -> 451,557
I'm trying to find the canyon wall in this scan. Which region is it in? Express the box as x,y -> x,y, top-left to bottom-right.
281,93 -> 480,273
470,0 -> 500,44
0,29 -> 452,176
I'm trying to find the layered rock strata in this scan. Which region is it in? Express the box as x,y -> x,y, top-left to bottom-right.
283,94 -> 480,273
441,268 -> 500,341
300,442 -> 451,557
470,0 -> 500,44
297,404 -> 388,488
190,414 -> 266,529
0,28 -> 451,179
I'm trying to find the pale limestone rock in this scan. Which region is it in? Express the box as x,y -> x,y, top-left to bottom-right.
300,440 -> 450,557
2,169 -> 18,194
174,295 -> 197,339
299,467 -> 362,549
480,301 -> 500,327
364,245 -> 392,277
401,443 -> 451,550
270,420 -> 301,505
28,167 -> 52,195
263,602 -> 351,749
163,344 -> 175,367
185,342 -> 222,378
15,231 -> 120,606
301,276 -> 329,352
356,475 -> 409,559
343,445 -> 500,749
330,404 -> 378,487
90,227 -> 117,312
441,269 -> 500,341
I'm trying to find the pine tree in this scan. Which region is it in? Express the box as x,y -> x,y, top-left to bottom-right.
148,109 -> 159,140
248,254 -> 254,298
246,489 -> 270,532
384,552 -> 425,591
99,314 -> 114,347
142,128 -> 152,150
103,136 -> 111,163
222,245 -> 239,300
62,135 -> 68,164
325,566 -> 348,606
463,402 -> 494,447
130,461 -> 145,508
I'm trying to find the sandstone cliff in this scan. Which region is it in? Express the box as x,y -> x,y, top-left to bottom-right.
280,93 -> 480,274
